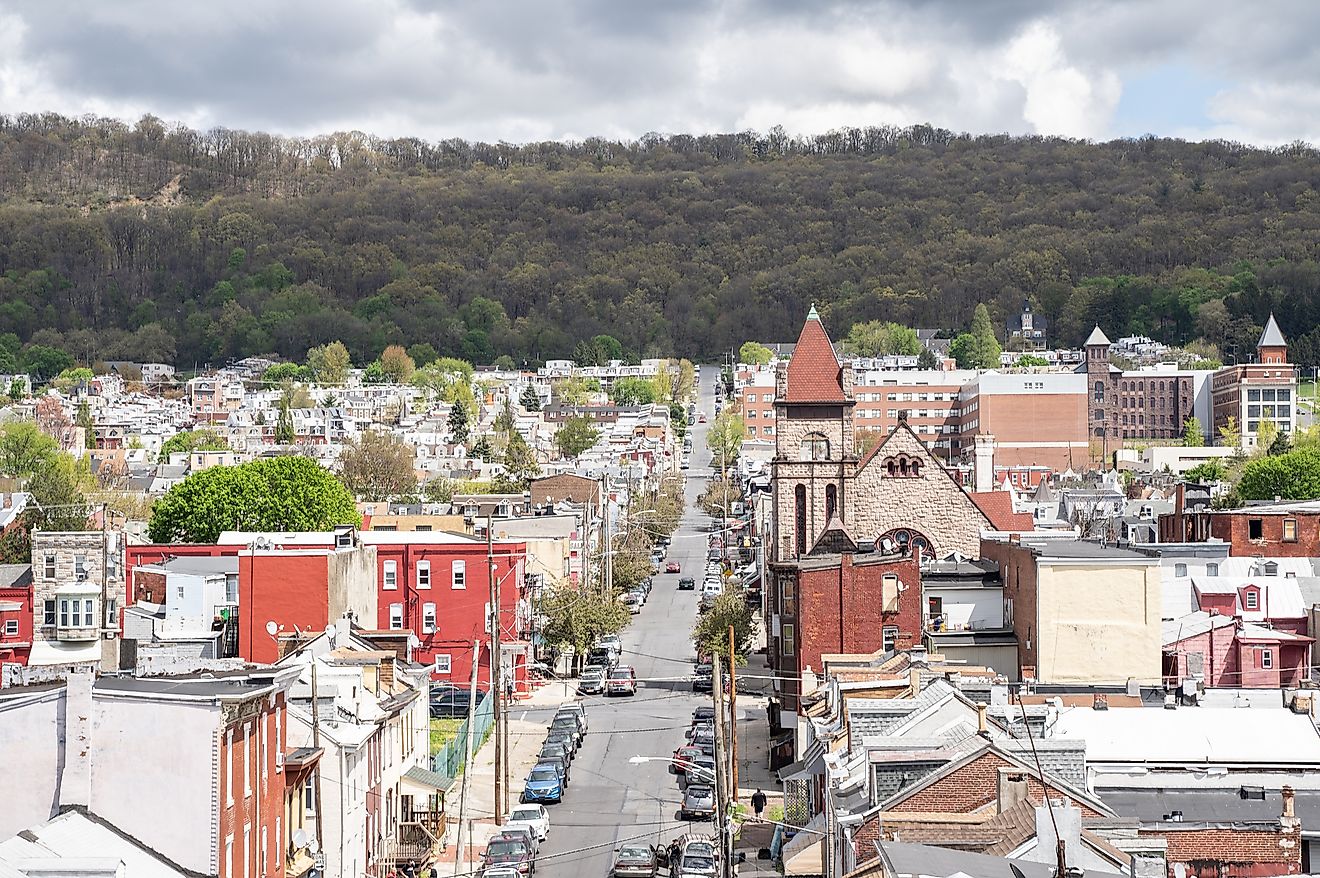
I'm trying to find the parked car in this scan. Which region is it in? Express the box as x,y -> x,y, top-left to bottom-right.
482,868 -> 523,878
586,647 -> 617,667
507,804 -> 550,842
671,745 -> 703,774
544,728 -> 578,758
496,826 -> 541,856
692,706 -> 715,723
678,577 -> 695,590
537,746 -> 571,781
483,837 -> 536,874
579,667 -> 606,695
684,754 -> 717,786
612,844 -> 659,878
692,665 -> 713,693
533,759 -> 568,790
597,634 -> 623,655
558,701 -> 588,732
429,685 -> 485,718
521,766 -> 564,804
680,784 -> 716,820
622,592 -> 641,614
688,726 -> 715,753
550,713 -> 584,743
665,561 -> 681,573
606,665 -> 638,696
675,839 -> 718,878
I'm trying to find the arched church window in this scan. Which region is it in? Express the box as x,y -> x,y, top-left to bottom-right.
800,433 -> 830,461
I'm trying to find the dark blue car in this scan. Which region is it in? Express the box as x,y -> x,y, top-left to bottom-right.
521,764 -> 564,804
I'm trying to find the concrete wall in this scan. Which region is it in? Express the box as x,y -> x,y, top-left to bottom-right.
91,693 -> 219,875
1036,561 -> 1162,684
327,545 -> 378,629
0,687 -> 64,837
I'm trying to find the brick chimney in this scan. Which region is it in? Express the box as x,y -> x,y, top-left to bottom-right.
379,655 -> 395,691
974,435 -> 996,494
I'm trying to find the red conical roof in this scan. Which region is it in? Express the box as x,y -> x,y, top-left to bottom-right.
784,308 -> 847,403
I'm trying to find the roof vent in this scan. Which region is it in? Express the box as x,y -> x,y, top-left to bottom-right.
1240,786 -> 1266,801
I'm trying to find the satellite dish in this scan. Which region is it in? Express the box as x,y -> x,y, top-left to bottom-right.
265,621 -> 279,637
292,828 -> 309,849
324,623 -> 338,642
408,633 -> 422,649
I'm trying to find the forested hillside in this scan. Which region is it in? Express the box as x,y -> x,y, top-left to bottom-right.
3,112 -> 1320,370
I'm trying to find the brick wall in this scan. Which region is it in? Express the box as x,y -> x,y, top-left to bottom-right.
890,751 -> 1105,815
218,694 -> 286,878
980,539 -> 1038,677
1209,513 -> 1320,558
796,553 -> 921,678
1141,825 -> 1302,878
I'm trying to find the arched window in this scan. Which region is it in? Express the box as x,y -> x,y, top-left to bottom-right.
825,484 -> 838,520
794,484 -> 807,556
876,528 -> 931,557
800,433 -> 830,461
1093,381 -> 1104,402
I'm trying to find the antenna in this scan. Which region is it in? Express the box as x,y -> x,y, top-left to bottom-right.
1015,691 -> 1066,877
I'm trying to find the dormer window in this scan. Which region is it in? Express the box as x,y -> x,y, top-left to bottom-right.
1244,589 -> 1259,610
1263,562 -> 1278,577
1174,563 -> 1187,577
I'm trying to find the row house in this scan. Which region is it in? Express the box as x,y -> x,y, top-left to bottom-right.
0,667 -> 295,878
186,375 -> 246,424
1161,497 -> 1320,557
737,367 -> 778,440
26,530 -> 125,670
0,565 -> 33,668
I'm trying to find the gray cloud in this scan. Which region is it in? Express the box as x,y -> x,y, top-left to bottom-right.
0,0 -> 1315,144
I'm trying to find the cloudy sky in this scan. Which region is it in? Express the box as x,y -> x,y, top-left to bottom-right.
1,0 -> 1316,145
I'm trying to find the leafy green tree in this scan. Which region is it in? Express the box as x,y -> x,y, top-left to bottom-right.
495,432 -> 540,492
471,436 -> 493,461
379,345 -> 416,383
1237,447 -> 1320,501
949,305 -> 1003,369
844,321 -> 921,357
1184,458 -> 1228,483
520,384 -> 542,412
406,343 -> 439,367
1219,416 -> 1243,452
699,476 -> 741,519
706,410 -> 745,468
148,456 -> 359,543
610,377 -> 658,406
916,347 -> 939,369
1255,420 -> 1280,457
159,428 -> 228,462
738,342 -> 774,365
306,341 -> 351,383
693,590 -> 759,666
1182,417 -> 1205,448
553,376 -> 599,405
275,395 -> 295,443
21,345 -> 73,382
1014,354 -> 1050,367
264,362 -> 313,383
555,416 -> 600,459
537,579 -> 629,673
1269,428 -> 1293,457
447,399 -> 470,444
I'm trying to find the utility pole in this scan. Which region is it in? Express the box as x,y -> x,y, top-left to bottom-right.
488,515 -> 504,825
604,492 -> 612,596
310,659 -> 325,860
728,624 -> 738,803
712,654 -> 732,878
453,639 -> 481,877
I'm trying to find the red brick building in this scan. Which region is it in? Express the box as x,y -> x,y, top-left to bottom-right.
0,565 -> 33,667
1140,789 -> 1303,878
1161,499 -> 1320,558
767,521 -> 922,716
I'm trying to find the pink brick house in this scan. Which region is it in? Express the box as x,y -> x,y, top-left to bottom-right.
1164,611 -> 1312,688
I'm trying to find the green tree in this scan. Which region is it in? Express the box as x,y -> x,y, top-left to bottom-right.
1182,417 -> 1205,448
379,345 -> 416,383
1219,416 -> 1243,453
447,399 -> 470,444
1237,447 -> 1320,501
706,410 -> 745,468
494,397 -> 516,433
1255,420 -> 1280,457
1184,458 -> 1228,483
916,347 -> 939,369
21,345 -> 74,382
407,343 -> 439,367
339,429 -> 417,500
553,376 -> 600,405
471,436 -> 494,461
536,580 -> 629,673
693,590 -> 759,666
738,342 -> 774,366
6,378 -> 24,402
610,377 -> 658,406
593,335 -> 624,362
274,394 -> 295,443
0,421 -> 60,480
844,321 -> 921,357
949,305 -> 1003,369
148,456 -> 359,543
699,476 -> 741,519
520,384 -> 542,412
264,362 -> 313,383
555,416 -> 600,459
1014,354 -> 1050,367
159,428 -> 228,462
306,341 -> 351,383
496,432 -> 541,492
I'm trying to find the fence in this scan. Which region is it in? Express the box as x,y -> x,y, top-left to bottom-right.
431,692 -> 495,787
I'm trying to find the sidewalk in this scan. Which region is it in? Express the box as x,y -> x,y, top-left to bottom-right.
731,651 -> 783,875
434,680 -> 577,873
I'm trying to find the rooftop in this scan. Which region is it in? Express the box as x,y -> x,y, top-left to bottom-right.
1051,706 -> 1320,765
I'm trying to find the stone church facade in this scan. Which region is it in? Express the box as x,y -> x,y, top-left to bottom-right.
770,309 -> 995,562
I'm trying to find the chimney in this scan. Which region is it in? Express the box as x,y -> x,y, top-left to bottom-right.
1283,786 -> 1296,819
909,664 -> 922,696
997,770 -> 1030,814
59,672 -> 95,809
974,434 -> 996,494
379,655 -> 395,691
1036,799 -> 1083,863
1093,694 -> 1109,711
976,701 -> 988,735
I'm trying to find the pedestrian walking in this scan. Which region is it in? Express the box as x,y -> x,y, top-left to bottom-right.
751,788 -> 768,822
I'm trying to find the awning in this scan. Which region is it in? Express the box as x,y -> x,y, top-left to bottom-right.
401,764 -> 451,797
27,639 -> 100,666
781,815 -> 825,877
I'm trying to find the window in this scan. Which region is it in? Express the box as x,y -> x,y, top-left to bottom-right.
243,826 -> 251,878
452,560 -> 466,589
43,599 -> 55,626
245,727 -> 252,797
781,623 -> 795,656
825,484 -> 837,521
1261,649 -> 1274,670
746,410 -> 756,419
43,555 -> 55,579
1206,563 -> 1219,577
800,433 -> 830,461
303,776 -> 316,813
3,620 -> 17,637
1248,389 -> 1261,401
1248,518 -> 1263,540
225,836 -> 234,878
882,626 -> 900,651
434,653 -> 452,674
1244,590 -> 1259,610
383,560 -> 398,590
417,560 -> 431,589
1283,519 -> 1298,542
1264,561 -> 1279,576
422,602 -> 437,634
389,603 -> 404,630
74,555 -> 87,578
794,485 -> 807,556
1174,563 -> 1187,577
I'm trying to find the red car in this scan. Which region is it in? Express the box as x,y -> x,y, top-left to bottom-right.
671,745 -> 702,775
665,561 -> 681,573
698,413 -> 708,423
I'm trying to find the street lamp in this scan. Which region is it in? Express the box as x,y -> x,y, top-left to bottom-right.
630,753 -> 732,878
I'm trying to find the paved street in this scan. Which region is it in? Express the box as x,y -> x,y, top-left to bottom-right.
532,367 -> 722,878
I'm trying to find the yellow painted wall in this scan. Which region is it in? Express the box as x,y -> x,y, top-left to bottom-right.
1035,562 -> 1162,684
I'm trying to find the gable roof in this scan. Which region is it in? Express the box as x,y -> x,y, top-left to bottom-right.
856,420 -> 996,534
969,492 -> 1035,531
1259,313 -> 1287,348
783,308 -> 848,403
1084,325 -> 1111,346
809,516 -> 860,555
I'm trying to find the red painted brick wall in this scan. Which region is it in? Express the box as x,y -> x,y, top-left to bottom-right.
240,554 -> 331,664
796,553 -> 921,678
981,539 -> 1037,678
0,584 -> 32,665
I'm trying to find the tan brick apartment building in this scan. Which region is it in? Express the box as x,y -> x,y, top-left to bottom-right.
1211,315 -> 1297,448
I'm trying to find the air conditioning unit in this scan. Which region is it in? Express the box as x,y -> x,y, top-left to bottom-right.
275,751 -> 284,772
